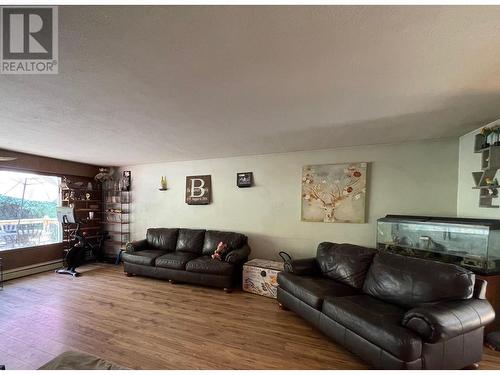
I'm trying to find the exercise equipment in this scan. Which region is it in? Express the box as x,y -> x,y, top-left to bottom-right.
55,207 -> 108,277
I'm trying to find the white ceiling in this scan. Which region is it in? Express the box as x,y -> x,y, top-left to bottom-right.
2,6 -> 500,166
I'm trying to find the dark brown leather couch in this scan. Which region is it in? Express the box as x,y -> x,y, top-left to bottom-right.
277,242 -> 495,369
122,228 -> 250,290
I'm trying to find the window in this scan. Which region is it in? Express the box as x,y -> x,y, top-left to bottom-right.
0,170 -> 61,251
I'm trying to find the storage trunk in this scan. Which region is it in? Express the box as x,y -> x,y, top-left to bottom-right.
242,259 -> 284,298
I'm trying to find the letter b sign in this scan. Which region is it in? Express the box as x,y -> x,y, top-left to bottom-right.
186,175 -> 212,205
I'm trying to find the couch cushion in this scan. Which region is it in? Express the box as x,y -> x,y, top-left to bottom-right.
146,228 -> 179,251
155,251 -> 199,270
122,250 -> 166,266
202,230 -> 247,255
322,294 -> 422,362
277,272 -> 359,310
363,252 -> 475,308
175,229 -> 206,254
316,242 -> 377,289
185,256 -> 234,275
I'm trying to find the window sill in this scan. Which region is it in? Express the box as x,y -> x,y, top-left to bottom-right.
0,242 -> 63,254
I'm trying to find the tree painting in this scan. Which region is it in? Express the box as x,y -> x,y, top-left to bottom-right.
301,163 -> 367,223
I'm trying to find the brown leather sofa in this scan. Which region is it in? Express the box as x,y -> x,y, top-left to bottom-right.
277,242 -> 495,369
123,228 -> 250,291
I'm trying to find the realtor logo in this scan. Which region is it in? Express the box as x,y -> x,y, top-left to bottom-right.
0,6 -> 58,74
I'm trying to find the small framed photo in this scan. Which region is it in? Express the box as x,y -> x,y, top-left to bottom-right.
121,171 -> 131,191
237,172 -> 253,188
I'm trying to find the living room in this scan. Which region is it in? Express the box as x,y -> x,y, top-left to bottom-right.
1,2 -> 500,372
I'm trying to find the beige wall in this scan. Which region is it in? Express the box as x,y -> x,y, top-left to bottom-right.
123,139 -> 459,260
458,121 -> 500,218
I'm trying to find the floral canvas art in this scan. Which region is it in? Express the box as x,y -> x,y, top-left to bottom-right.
301,163 -> 367,223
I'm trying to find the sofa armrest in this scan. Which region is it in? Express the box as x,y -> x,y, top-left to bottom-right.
401,299 -> 495,343
125,239 -> 148,253
225,244 -> 251,264
474,278 -> 488,299
284,257 -> 319,276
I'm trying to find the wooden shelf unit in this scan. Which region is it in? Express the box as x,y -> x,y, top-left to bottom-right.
60,179 -> 103,260
480,274 -> 500,334
63,225 -> 100,231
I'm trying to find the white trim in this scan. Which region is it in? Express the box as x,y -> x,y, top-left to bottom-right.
3,259 -> 63,281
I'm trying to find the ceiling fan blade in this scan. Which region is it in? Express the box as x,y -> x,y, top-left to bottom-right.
0,156 -> 17,162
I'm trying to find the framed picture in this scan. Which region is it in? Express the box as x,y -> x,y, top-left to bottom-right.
237,172 -> 253,188
301,162 -> 368,223
186,175 -> 211,205
121,171 -> 131,191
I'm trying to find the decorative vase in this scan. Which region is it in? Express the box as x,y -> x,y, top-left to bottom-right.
160,176 -> 167,190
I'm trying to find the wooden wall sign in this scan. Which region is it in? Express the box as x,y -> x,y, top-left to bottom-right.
186,175 -> 212,205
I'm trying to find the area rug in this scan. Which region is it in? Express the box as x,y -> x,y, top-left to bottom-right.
38,350 -> 126,370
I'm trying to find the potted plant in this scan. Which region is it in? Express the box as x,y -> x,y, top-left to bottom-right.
481,127 -> 493,149
493,126 -> 500,146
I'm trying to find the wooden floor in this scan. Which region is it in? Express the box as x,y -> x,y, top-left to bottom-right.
1,265 -> 500,370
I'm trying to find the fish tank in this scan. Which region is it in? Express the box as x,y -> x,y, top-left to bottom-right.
377,215 -> 500,275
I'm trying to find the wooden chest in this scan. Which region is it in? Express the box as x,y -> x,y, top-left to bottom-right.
243,258 -> 284,298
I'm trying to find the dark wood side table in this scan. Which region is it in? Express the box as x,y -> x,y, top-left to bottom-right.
480,274 -> 500,334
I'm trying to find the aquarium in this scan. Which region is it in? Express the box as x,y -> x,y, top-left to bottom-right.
377,215 -> 500,275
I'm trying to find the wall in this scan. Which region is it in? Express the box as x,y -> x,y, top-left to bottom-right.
457,120 -> 500,219
123,139 -> 459,260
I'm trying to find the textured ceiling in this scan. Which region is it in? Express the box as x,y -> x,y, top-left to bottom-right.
1,6 -> 500,166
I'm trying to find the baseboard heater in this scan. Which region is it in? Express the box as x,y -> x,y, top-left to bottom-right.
3,259 -> 63,281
